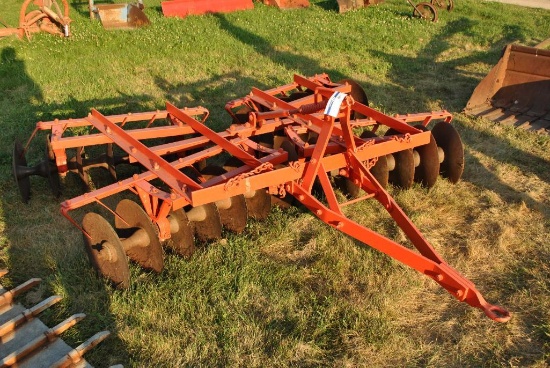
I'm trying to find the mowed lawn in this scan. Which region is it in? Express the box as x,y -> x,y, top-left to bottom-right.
0,0 -> 549,366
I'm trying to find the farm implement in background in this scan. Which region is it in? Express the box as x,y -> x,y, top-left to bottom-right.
405,0 -> 453,22
0,0 -> 71,39
161,0 -> 254,18
88,0 -> 150,30
13,74 -> 511,323
465,40 -> 550,134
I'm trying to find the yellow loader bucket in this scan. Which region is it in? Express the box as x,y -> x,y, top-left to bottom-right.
464,43 -> 550,133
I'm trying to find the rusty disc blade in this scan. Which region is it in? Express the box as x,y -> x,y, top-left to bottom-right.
115,199 -> 164,273
82,212 -> 130,289
45,135 -> 61,197
167,209 -> 196,258
339,78 -> 369,119
189,203 -> 222,242
12,141 -> 31,203
218,195 -> 248,233
201,165 -> 248,233
246,189 -> 272,220
385,129 -> 414,189
360,130 -> 389,188
413,124 -> 439,188
431,122 -> 464,183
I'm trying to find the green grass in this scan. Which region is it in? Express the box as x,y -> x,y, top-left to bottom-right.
1,0 -> 549,366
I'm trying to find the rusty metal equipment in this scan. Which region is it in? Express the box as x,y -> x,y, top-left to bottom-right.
0,0 -> 71,39
464,41 -> 550,133
262,0 -> 310,9
407,0 -> 438,21
336,0 -> 449,18
13,74 -> 510,323
161,0 -> 254,18
336,0 -> 384,13
89,0 -> 150,29
430,0 -> 453,11
0,270 -> 110,367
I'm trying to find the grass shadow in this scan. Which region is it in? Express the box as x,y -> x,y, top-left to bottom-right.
213,12 -> 348,82
0,46 -> 135,366
365,17 -> 530,112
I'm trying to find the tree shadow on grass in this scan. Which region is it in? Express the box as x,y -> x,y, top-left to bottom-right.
212,12 -> 348,82
365,17 -> 530,112
0,46 -> 142,367
456,118 -> 550,216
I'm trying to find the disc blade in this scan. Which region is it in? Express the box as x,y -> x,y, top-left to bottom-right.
115,199 -> 164,273
12,141 -> 31,203
224,158 -> 272,220
219,195 -> 248,233
245,189 -> 272,220
82,212 -> 130,289
385,129 -> 414,189
45,135 -> 61,197
167,209 -> 196,258
201,165 -> 248,233
360,130 -> 389,188
431,122 -> 464,183
189,203 -> 222,242
338,79 -> 369,119
413,124 -> 440,188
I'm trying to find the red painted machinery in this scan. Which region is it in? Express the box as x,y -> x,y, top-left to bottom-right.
13,74 -> 510,323
161,0 -> 254,18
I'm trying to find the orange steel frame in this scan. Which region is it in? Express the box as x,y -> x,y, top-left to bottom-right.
26,74 -> 509,322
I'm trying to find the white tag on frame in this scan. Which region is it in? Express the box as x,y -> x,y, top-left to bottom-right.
324,92 -> 347,118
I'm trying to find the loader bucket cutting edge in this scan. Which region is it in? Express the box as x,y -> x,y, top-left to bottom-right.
465,44 -> 550,133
